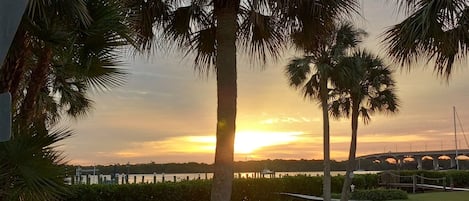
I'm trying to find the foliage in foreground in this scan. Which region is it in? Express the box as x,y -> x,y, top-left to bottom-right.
351,189 -> 408,201
0,128 -> 72,201
63,175 -> 381,201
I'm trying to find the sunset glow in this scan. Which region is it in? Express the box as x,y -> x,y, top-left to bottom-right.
61,1 -> 469,165
234,131 -> 303,154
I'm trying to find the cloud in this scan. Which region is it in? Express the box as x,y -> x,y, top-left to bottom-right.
260,117 -> 317,124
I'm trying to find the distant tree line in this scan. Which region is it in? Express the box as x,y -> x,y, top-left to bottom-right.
66,159 -> 469,175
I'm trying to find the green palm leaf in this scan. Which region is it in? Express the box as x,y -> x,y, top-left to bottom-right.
0,127 -> 72,201
27,0 -> 91,27
238,2 -> 287,63
124,0 -> 172,50
383,0 -> 469,78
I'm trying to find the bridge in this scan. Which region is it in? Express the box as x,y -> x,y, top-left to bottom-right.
357,149 -> 469,170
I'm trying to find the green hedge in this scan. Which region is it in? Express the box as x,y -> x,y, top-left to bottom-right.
333,174 -> 380,190
62,171 -> 469,201
351,189 -> 408,201
64,177 -> 318,201
63,175 -> 382,201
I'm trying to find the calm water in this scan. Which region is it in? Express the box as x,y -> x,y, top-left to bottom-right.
67,170 -> 380,185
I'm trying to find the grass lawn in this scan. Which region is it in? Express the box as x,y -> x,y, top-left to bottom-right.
389,191 -> 469,201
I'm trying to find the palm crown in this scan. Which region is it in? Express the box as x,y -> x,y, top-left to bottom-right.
285,22 -> 366,100
127,0 -> 359,68
330,50 -> 399,123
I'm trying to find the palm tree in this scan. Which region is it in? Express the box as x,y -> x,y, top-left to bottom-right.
34,0 -> 131,124
1,0 -> 134,200
285,22 -> 365,201
331,50 -> 399,201
383,0 -> 469,78
1,0 -> 91,124
1,0 -> 133,128
128,1 -> 359,201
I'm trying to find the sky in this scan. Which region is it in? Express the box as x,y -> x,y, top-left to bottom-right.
59,0 -> 469,166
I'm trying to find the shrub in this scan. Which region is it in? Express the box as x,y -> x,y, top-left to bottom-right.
351,189 -> 408,201
65,181 -> 212,201
64,177 -> 326,201
353,174 -> 379,189
61,174 -> 387,201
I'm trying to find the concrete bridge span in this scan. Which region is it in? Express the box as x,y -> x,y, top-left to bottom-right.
357,149 -> 469,170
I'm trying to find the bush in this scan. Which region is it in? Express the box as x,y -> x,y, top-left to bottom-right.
61,174 -> 384,201
65,180 -> 212,201
64,176 -> 327,201
351,189 -> 408,201
353,174 -> 379,189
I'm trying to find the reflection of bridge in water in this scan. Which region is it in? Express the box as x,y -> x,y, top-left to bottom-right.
358,149 -> 469,170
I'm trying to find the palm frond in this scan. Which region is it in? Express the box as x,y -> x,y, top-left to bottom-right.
83,0 -> 136,49
158,1 -> 216,71
54,78 -> 94,119
332,22 -> 367,56
274,0 -> 359,52
125,0 -> 172,50
329,92 -> 351,119
285,56 -> 313,88
238,2 -> 287,64
189,26 -> 217,73
55,0 -> 92,27
359,107 -> 371,124
302,73 -> 322,100
64,0 -> 131,92
84,66 -> 127,91
164,3 -> 211,48
27,0 -> 92,27
383,0 -> 469,78
0,126 -> 72,201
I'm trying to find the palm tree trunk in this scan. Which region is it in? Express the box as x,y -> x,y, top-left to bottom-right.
211,3 -> 238,201
320,80 -> 331,201
0,28 -> 28,96
340,99 -> 360,201
20,46 -> 52,125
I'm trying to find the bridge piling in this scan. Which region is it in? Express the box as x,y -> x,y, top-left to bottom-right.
417,158 -> 422,170
433,157 -> 439,170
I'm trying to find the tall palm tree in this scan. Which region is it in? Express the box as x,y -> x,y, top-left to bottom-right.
331,50 -> 399,201
129,1 -> 359,201
383,0 -> 469,78
285,22 -> 365,201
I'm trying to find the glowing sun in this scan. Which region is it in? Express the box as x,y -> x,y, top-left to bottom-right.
234,131 -> 302,154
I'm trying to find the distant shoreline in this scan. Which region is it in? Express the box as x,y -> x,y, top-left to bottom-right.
65,158 -> 469,175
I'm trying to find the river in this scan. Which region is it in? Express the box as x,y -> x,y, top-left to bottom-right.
67,170 -> 381,185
